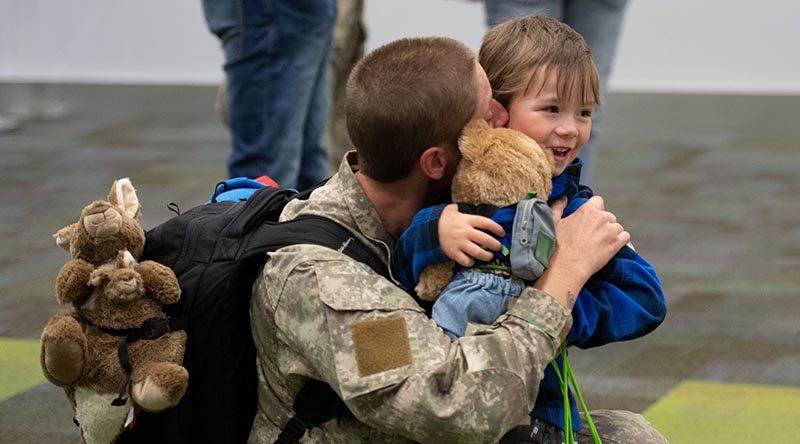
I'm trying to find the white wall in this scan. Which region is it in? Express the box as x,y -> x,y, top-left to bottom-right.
0,0 -> 216,84
1,0 -> 799,94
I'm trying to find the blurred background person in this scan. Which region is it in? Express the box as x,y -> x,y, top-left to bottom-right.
202,0 -> 336,190
325,0 -> 366,173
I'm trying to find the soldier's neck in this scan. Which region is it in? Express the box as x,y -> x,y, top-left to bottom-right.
354,171 -> 427,238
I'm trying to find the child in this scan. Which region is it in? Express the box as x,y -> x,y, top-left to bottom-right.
391,15 -> 666,442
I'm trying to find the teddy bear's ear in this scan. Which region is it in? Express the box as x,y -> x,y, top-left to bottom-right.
88,267 -> 112,288
116,250 -> 137,269
53,223 -> 79,252
107,178 -> 141,220
457,120 -> 492,162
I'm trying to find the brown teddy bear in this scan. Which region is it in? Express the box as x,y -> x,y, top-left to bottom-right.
415,119 -> 554,301
41,178 -> 188,444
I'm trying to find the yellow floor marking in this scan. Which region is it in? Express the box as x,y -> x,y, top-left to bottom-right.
0,338 -> 45,401
643,380 -> 800,443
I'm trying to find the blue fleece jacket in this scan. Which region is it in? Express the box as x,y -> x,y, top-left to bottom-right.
390,159 -> 667,432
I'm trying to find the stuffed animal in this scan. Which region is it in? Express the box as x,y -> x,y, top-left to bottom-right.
415,120 -> 554,301
41,178 -> 187,444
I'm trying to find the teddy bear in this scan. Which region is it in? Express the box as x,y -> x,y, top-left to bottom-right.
41,178 -> 188,444
415,119 -> 554,302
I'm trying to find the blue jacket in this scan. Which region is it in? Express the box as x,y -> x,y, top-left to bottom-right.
391,159 -> 667,431
392,204 -> 517,293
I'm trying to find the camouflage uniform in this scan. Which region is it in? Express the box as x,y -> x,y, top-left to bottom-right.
500,410 -> 667,444
576,410 -> 668,444
249,153 -> 573,443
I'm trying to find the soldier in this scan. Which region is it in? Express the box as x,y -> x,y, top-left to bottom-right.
249,37 -> 637,443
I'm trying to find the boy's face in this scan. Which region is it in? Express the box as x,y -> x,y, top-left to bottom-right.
506,71 -> 594,177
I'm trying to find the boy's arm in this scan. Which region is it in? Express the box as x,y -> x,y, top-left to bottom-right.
391,204 -> 448,291
567,245 -> 667,348
542,192 -> 666,347
391,204 -> 502,291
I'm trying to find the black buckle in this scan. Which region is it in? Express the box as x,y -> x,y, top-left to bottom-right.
274,415 -> 309,444
286,416 -> 308,437
140,318 -> 171,340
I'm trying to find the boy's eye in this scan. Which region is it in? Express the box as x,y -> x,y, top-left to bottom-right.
580,109 -> 593,117
544,106 -> 559,113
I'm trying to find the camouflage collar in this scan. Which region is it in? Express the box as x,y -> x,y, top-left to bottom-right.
280,152 -> 395,259
335,152 -> 395,249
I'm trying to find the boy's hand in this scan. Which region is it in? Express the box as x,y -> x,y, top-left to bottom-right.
439,204 -> 504,267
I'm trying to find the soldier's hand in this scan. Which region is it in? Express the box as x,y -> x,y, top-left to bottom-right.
550,196 -> 630,281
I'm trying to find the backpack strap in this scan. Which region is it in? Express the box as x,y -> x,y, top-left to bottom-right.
269,215 -> 389,444
93,317 -> 187,406
280,215 -> 390,279
224,179 -> 330,239
457,202 -> 501,219
276,380 -> 352,444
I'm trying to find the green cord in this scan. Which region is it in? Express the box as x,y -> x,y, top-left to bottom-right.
566,358 -> 602,443
548,343 -> 602,444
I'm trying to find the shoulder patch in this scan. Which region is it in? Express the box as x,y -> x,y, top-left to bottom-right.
351,317 -> 412,377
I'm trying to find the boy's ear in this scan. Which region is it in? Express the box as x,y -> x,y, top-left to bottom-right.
418,146 -> 453,180
489,99 -> 509,128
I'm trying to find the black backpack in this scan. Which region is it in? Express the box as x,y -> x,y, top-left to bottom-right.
116,183 -> 388,444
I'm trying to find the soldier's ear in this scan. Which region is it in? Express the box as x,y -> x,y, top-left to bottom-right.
419,145 -> 455,181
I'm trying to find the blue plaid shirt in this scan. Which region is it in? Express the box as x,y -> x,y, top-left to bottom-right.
391,159 -> 667,432
392,204 -> 517,292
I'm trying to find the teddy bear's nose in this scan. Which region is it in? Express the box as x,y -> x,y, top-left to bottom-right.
113,278 -> 140,300
85,204 -> 111,216
83,205 -> 123,239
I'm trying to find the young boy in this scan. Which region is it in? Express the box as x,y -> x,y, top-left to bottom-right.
392,15 -> 667,442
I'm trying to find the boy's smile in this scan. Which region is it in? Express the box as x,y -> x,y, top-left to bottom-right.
506,71 -> 595,177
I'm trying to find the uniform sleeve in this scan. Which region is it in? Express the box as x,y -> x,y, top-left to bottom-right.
391,204 -> 449,292
567,245 -> 667,348
274,252 -> 572,444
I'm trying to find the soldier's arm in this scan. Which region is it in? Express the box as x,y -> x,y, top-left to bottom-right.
273,247 -> 574,443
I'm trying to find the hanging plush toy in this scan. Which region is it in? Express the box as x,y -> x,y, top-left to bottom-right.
41,178 -> 187,444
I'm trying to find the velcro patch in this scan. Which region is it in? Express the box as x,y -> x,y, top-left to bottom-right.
535,231 -> 555,267
351,317 -> 412,377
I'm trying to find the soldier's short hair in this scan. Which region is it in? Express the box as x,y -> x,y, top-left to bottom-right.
346,37 -> 478,183
479,15 -> 600,110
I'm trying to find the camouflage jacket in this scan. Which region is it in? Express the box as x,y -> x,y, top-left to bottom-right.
248,153 -> 572,444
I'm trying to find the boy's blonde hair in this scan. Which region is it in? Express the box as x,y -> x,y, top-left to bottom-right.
479,15 -> 600,109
